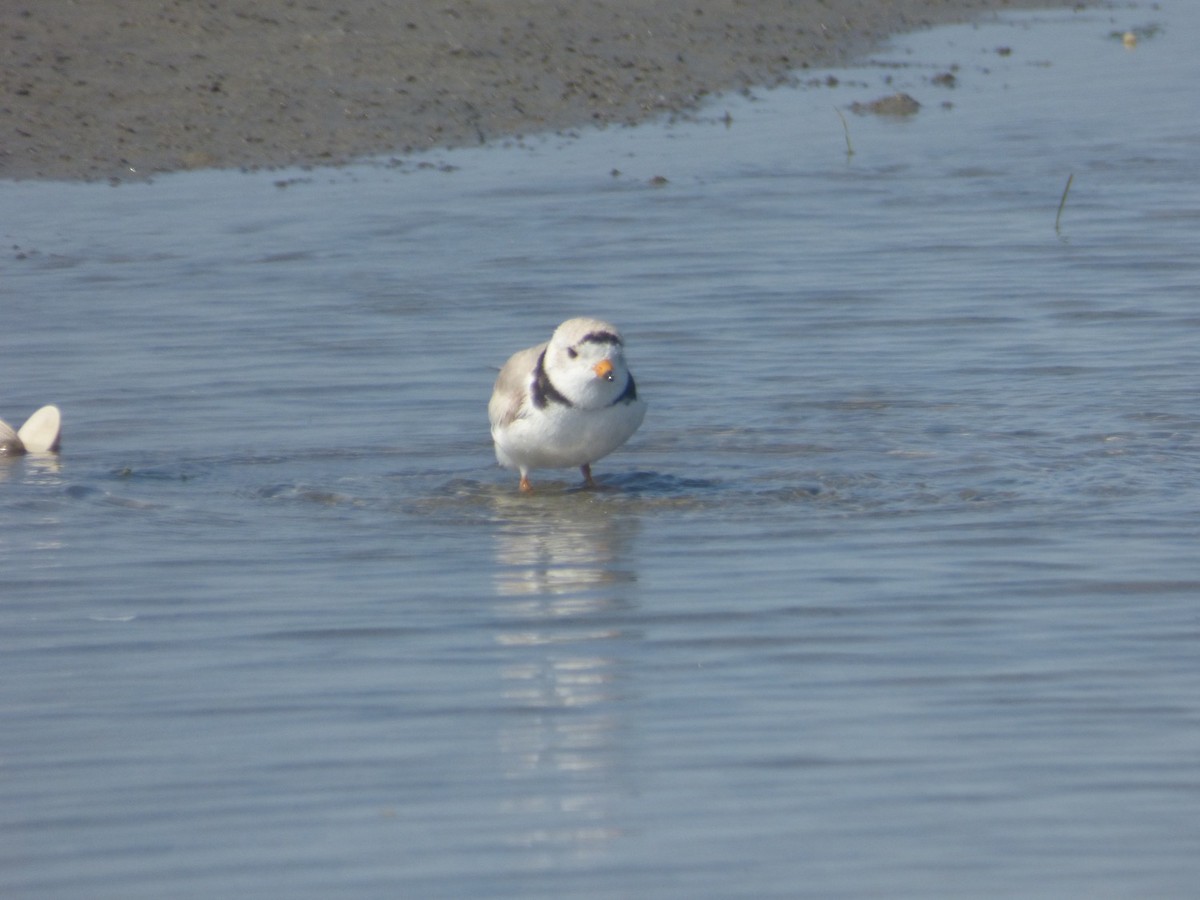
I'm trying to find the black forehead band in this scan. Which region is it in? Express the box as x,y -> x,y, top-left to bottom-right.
578,330 -> 622,347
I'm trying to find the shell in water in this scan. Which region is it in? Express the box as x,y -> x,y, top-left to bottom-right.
0,405 -> 62,456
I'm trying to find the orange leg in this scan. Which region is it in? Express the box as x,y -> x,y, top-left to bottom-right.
519,473 -> 533,493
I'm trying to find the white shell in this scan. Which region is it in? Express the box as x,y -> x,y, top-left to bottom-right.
16,405 -> 62,453
0,418 -> 21,456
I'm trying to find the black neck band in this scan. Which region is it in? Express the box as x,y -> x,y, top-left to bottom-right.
531,350 -> 573,409
532,351 -> 638,409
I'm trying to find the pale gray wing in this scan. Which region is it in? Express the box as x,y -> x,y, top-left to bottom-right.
488,343 -> 545,430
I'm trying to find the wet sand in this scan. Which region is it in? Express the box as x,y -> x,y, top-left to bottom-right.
1,0 -> 1081,181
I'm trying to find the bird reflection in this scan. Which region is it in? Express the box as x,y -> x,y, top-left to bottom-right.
490,493 -> 638,862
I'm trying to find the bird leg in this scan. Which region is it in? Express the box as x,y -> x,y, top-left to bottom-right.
519,473 -> 533,493
580,464 -> 597,488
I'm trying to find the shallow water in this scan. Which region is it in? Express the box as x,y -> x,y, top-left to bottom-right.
4,2 -> 1200,897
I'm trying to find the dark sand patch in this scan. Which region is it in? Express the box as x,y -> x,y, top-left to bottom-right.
1,0 -> 1082,181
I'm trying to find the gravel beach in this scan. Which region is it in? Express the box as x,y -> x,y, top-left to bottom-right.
2,0 -> 1080,181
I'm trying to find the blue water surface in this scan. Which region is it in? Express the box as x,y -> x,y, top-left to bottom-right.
3,2 -> 1199,897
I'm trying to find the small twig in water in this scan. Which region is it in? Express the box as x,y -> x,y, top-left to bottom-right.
1055,173 -> 1074,235
834,107 -> 855,158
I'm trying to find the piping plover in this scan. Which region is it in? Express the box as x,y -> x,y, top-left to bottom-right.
0,405 -> 62,456
489,318 -> 646,492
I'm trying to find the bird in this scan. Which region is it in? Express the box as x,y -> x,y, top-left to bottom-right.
488,317 -> 646,492
0,404 -> 62,456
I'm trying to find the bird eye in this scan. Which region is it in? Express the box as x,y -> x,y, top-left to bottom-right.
566,347 -> 578,359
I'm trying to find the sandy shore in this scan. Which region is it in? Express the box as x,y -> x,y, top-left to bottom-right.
2,0 -> 1079,182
